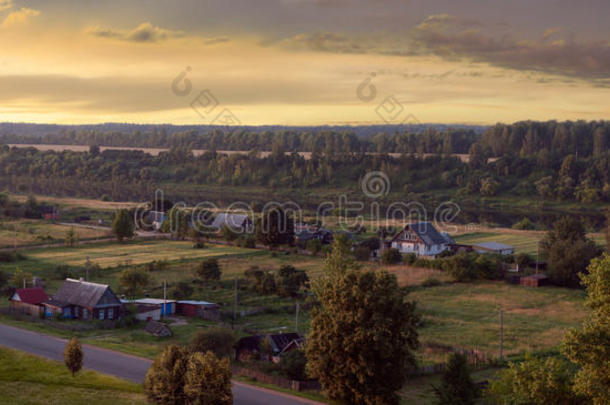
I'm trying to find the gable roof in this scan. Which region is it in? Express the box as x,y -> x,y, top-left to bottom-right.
12,288 -> 48,305
269,333 -> 302,354
211,213 -> 250,229
393,222 -> 448,246
51,279 -> 120,308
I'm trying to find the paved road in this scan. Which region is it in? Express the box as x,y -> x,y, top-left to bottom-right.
0,323 -> 322,405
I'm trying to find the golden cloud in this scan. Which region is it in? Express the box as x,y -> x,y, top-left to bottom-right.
2,7 -> 40,28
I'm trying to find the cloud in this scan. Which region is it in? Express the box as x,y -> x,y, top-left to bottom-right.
409,14 -> 610,80
281,32 -> 365,53
2,7 -> 40,28
88,22 -> 185,43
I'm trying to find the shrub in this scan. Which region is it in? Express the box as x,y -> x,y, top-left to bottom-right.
195,258 -> 221,283
279,350 -> 308,380
184,351 -> 232,405
190,328 -> 236,359
404,253 -> 417,265
144,345 -> 189,404
64,338 -> 83,377
353,245 -> 371,261
421,277 -> 442,288
192,241 -> 205,249
512,217 -> 535,230
236,235 -> 256,248
306,239 -> 322,255
381,248 -> 402,265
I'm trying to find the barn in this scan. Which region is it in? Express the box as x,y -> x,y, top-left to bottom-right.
176,300 -> 220,320
133,298 -> 175,316
9,288 -> 48,316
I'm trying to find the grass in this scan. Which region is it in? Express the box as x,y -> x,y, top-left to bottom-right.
0,219 -> 108,248
410,281 -> 586,358
0,347 -> 147,405
453,231 -> 543,256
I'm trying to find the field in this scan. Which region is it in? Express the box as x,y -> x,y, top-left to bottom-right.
0,347 -> 147,405
0,220 -> 109,248
410,282 -> 586,358
454,229 -> 606,256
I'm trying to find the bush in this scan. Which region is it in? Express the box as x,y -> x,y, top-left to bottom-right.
236,235 -> 256,248
515,253 -> 531,269
195,258 -> 221,283
512,217 -> 535,230
421,277 -> 442,288
54,265 -> 75,280
279,350 -> 308,380
404,253 -> 417,265
173,281 -> 194,299
190,328 -> 236,359
381,248 -> 402,265
192,241 -> 205,249
353,245 -> 371,261
306,239 -> 322,255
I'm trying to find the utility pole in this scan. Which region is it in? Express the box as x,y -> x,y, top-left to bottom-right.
536,241 -> 540,274
295,302 -> 300,334
163,280 -> 167,319
233,276 -> 238,324
499,309 -> 504,361
85,256 -> 91,281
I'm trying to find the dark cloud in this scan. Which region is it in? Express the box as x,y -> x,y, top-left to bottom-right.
409,14 -> 610,80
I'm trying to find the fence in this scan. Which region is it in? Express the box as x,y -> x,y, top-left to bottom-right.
232,366 -> 321,392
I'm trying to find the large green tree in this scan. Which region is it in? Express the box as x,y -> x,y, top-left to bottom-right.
306,237 -> 419,405
144,345 -> 190,405
255,206 -> 294,248
183,351 -> 233,405
119,267 -> 151,298
195,258 -> 221,283
112,209 -> 134,242
540,217 -> 601,287
562,253 -> 610,405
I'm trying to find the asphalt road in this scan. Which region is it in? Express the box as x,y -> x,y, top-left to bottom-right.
0,322 -> 322,405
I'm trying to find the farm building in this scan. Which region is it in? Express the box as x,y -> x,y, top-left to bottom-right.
473,242 -> 515,255
133,304 -> 162,321
9,288 -> 48,316
390,222 -> 453,257
211,213 -> 253,233
44,278 -> 122,320
520,273 -> 550,287
132,298 -> 176,316
175,300 -> 220,320
235,333 -> 303,362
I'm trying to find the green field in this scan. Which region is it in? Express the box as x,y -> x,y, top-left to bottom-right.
410,281 -> 586,358
0,347 -> 147,405
0,220 -> 109,248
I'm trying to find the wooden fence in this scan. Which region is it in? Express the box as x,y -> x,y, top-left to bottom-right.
232,366 -> 321,392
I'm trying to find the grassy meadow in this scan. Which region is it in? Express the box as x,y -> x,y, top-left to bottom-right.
0,347 -> 147,405
0,220 -> 109,248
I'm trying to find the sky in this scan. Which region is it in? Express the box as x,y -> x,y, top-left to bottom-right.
0,0 -> 609,125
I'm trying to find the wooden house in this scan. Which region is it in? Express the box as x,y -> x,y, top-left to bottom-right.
9,288 -> 48,316
390,222 -> 453,257
44,278 -> 122,320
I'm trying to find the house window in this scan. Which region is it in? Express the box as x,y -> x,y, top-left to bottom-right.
98,309 -> 105,320
108,308 -> 114,319
83,308 -> 88,319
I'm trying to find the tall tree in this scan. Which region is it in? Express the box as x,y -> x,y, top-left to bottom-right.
112,209 -> 134,242
562,253 -> 610,405
64,338 -> 83,377
195,258 -> 221,283
306,239 -> 419,405
540,217 -> 601,287
184,351 -> 233,405
433,353 -> 478,405
119,267 -> 151,298
144,345 -> 189,405
255,206 -> 294,248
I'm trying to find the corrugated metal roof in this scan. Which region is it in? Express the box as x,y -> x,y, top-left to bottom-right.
211,213 -> 250,229
134,298 -> 176,305
177,300 -> 217,306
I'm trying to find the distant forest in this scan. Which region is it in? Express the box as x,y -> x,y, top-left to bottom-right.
0,121 -> 608,210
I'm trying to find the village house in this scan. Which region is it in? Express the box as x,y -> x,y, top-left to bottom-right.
211,213 -> 253,233
9,287 -> 48,316
235,332 -> 303,362
390,222 -> 453,257
44,278 -> 123,320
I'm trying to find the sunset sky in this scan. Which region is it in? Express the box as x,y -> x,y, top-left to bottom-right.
1,0 -> 609,125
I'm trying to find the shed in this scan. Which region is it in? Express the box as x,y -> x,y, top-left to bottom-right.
520,273 -> 550,287
133,298 -> 175,316
473,242 -> 514,255
133,304 -> 161,322
176,300 -> 220,320
9,288 -> 48,316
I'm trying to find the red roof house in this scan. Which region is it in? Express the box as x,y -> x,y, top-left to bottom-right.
9,288 -> 48,316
